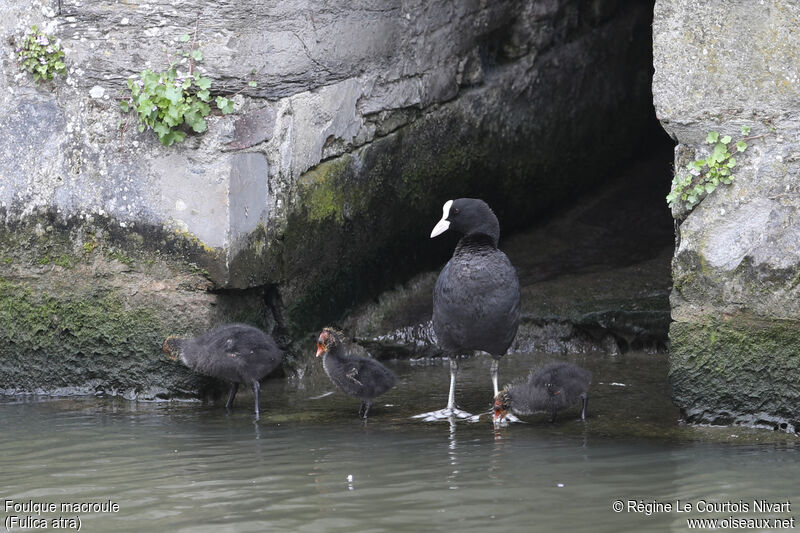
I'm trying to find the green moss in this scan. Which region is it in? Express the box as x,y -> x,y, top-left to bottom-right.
83,237 -> 98,254
669,316 -> 800,430
53,254 -> 74,268
106,249 -> 135,267
299,158 -> 351,223
0,210 -> 228,286
1,278 -> 170,391
170,228 -> 219,256
0,212 -> 269,395
790,269 -> 800,290
35,253 -> 76,268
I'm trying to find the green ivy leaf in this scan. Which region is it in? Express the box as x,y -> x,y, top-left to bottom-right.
196,101 -> 211,116
122,30 -> 258,145
195,76 -> 212,90
186,115 -> 207,133
216,96 -> 234,114
711,142 -> 728,163
720,135 -> 732,145
706,131 -> 719,144
727,157 -> 737,168
153,122 -> 171,137
136,99 -> 152,115
164,86 -> 183,105
736,141 -> 747,152
165,105 -> 182,125
741,125 -> 751,135
159,131 -> 173,146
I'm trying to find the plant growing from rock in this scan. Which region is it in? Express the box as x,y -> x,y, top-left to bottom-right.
120,21 -> 256,146
15,25 -> 66,83
667,126 -> 751,212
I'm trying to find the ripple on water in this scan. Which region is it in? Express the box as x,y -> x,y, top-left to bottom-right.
1,352 -> 798,533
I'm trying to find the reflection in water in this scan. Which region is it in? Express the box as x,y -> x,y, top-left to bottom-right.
448,416 -> 458,490
1,351 -> 799,533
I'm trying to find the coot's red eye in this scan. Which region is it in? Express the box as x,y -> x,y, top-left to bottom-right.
453,208 -> 460,214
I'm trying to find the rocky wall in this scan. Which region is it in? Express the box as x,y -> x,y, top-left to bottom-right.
0,0 -> 656,395
653,0 -> 800,431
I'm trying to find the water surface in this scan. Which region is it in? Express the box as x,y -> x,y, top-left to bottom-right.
2,352 -> 798,532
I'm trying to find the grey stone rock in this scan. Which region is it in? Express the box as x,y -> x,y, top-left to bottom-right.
654,0 -> 800,430
228,106 -> 276,151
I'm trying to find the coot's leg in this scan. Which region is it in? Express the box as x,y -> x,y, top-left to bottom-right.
550,400 -> 558,423
361,400 -> 372,420
412,356 -> 475,421
446,357 -> 458,411
252,380 -> 261,418
491,356 -> 520,423
358,400 -> 365,418
490,359 -> 499,397
580,392 -> 588,421
226,382 -> 240,410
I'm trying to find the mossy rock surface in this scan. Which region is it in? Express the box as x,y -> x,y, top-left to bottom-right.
0,278 -> 195,395
669,316 -> 800,432
0,214 -> 276,396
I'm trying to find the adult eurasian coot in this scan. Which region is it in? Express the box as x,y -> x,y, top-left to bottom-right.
415,198 -> 520,421
163,323 -> 284,417
316,328 -> 397,419
493,362 -> 591,424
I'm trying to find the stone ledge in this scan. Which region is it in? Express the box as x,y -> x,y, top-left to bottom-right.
669,316 -> 800,433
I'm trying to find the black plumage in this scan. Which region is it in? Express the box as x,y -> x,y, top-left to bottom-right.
163,323 -> 284,417
493,362 -> 591,423
418,198 -> 520,420
316,328 -> 397,419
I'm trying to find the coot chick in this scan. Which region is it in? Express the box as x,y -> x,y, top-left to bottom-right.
493,362 -> 591,424
316,328 -> 397,419
415,198 -> 520,421
163,323 -> 284,417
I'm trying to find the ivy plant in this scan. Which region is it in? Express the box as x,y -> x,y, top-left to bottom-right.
667,126 -> 751,211
120,29 -> 256,146
15,25 -> 66,83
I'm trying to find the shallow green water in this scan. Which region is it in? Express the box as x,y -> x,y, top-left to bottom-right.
2,352 -> 798,532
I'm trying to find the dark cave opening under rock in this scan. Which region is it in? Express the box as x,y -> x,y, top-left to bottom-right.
340,1 -> 678,361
